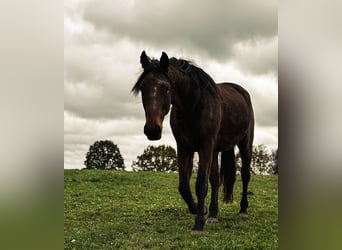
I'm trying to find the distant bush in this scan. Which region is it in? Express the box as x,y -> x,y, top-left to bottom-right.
132,145 -> 177,172
236,144 -> 278,175
84,140 -> 125,170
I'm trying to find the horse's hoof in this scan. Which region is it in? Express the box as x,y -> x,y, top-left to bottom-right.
191,228 -> 205,234
206,217 -> 219,224
192,222 -> 205,232
239,212 -> 248,218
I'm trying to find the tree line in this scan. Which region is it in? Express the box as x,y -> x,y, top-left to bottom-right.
84,140 -> 278,175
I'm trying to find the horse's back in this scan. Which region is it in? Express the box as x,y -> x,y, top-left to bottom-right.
217,82 -> 252,105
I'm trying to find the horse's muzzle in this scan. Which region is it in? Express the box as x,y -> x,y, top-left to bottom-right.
144,124 -> 162,140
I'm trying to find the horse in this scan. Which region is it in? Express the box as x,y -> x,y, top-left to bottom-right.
132,51 -> 254,231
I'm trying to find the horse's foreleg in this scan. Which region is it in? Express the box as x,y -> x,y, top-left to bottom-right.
193,142 -> 214,231
177,147 -> 197,214
207,152 -> 219,224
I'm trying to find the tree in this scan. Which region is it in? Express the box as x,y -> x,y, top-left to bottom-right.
132,145 -> 177,172
251,144 -> 272,174
84,140 -> 125,170
270,148 -> 278,175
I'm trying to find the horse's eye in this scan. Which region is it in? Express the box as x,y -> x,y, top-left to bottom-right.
165,85 -> 170,92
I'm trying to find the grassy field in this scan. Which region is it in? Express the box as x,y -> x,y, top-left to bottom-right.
64,170 -> 278,249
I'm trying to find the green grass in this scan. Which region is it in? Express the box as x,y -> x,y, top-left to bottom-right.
64,170 -> 278,249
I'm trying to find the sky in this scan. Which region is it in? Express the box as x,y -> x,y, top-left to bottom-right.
64,0 -> 278,170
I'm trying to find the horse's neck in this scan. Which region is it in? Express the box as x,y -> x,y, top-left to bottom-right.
169,66 -> 194,112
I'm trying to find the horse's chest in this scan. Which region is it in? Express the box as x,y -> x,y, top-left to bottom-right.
178,129 -> 199,150
170,117 -> 200,151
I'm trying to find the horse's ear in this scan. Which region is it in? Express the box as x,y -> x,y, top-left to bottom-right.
160,51 -> 169,70
140,51 -> 150,69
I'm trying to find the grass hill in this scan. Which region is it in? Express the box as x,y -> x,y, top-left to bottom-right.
64,170 -> 278,249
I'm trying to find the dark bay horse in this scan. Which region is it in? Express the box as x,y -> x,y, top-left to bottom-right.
132,51 -> 254,231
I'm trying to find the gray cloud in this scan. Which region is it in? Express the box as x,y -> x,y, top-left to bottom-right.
64,36 -> 145,119
65,0 -> 277,120
232,36 -> 278,75
82,0 -> 277,70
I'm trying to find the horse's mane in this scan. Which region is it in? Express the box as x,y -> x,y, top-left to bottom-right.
169,58 -> 217,97
131,56 -> 217,100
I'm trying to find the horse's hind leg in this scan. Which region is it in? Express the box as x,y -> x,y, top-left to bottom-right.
221,148 -> 236,203
237,137 -> 252,215
207,152 -> 219,224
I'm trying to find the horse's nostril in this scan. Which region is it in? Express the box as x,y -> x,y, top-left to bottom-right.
155,125 -> 161,134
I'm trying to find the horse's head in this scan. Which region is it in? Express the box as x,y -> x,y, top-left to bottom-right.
132,51 -> 172,140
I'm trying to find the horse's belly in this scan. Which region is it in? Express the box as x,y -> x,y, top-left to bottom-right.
214,140 -> 235,152
214,133 -> 245,152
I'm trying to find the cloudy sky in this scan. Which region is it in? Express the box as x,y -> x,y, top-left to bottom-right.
64,0 -> 278,170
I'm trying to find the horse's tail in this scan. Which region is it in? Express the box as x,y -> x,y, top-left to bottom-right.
220,149 -> 236,203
